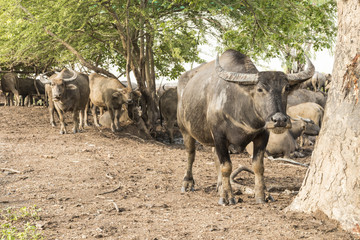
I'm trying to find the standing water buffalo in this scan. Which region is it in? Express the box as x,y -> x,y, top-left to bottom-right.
177,49 -> 314,204
89,73 -> 133,133
159,87 -> 178,143
40,69 -> 90,134
1,73 -> 20,106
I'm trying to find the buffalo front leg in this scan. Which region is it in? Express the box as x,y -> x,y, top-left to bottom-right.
114,109 -> 121,131
252,133 -> 269,203
214,141 -> 235,205
109,108 -> 117,132
181,133 -> 196,192
72,110 -> 80,133
57,109 -> 67,134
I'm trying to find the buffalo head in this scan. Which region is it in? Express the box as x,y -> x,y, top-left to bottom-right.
215,54 -> 314,134
112,88 -> 133,109
40,69 -> 78,101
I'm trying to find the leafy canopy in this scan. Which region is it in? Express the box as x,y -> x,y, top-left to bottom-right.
0,0 -> 336,78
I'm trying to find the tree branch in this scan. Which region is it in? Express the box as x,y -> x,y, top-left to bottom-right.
18,4 -> 117,78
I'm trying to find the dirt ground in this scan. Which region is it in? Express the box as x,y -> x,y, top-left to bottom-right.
0,105 -> 356,240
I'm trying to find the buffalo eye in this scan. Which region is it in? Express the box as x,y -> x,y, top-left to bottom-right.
285,85 -> 290,92
257,88 -> 263,93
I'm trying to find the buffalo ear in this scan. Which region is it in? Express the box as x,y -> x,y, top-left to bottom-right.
66,84 -> 78,90
112,92 -> 121,98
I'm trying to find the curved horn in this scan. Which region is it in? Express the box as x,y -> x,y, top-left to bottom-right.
287,55 -> 315,84
63,69 -> 78,81
39,74 -> 51,84
298,116 -> 313,123
215,54 -> 258,85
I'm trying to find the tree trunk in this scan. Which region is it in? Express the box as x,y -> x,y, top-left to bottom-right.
287,0 -> 360,234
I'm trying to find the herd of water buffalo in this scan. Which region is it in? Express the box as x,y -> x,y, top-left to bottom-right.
0,50 -> 331,205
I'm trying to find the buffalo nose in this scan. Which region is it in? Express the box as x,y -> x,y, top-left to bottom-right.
271,113 -> 288,127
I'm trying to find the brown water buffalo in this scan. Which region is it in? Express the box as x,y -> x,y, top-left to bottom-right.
159,87 -> 178,143
89,73 -> 133,132
287,102 -> 324,127
1,73 -> 20,106
40,69 -> 90,134
246,118 -> 320,158
177,49 -> 314,205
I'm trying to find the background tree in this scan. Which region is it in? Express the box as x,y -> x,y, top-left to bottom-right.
287,0 -> 360,235
0,0 -> 336,130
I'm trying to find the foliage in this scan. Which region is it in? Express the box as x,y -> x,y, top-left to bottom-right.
0,0 -> 336,77
0,205 -> 43,240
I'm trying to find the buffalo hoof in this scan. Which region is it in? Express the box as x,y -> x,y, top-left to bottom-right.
181,180 -> 195,193
60,130 -> 66,135
51,122 -> 56,127
255,197 -> 266,204
266,194 -> 275,202
218,197 -> 236,205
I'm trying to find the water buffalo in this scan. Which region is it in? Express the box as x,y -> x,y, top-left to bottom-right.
287,102 -> 324,127
17,77 -> 45,106
40,69 -> 90,134
287,88 -> 327,108
89,73 -> 133,132
311,71 -> 331,92
177,49 -> 314,204
1,73 -> 20,106
246,118 -> 320,158
159,87 -> 178,143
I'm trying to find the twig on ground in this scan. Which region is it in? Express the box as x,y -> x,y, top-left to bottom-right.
267,156 -> 309,168
1,168 -> 21,174
97,184 -> 122,196
124,133 -> 146,142
107,200 -> 120,212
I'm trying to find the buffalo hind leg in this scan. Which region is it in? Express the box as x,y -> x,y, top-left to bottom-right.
91,104 -> 101,127
252,133 -> 269,203
181,133 -> 196,192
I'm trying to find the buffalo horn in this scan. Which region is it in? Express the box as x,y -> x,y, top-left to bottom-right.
39,74 -> 51,84
62,69 -> 78,81
215,54 -> 259,85
287,55 -> 315,84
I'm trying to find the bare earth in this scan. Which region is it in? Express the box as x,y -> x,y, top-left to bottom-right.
0,106 -> 356,240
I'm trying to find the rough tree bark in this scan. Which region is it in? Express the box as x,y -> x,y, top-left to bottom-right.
287,0 -> 360,234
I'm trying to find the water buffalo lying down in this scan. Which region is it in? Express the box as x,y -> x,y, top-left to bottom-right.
177,49 -> 314,205
40,69 -> 90,134
246,118 -> 320,159
287,102 -> 324,128
287,88 -> 327,108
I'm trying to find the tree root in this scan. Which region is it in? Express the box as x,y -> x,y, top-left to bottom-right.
267,156 -> 309,168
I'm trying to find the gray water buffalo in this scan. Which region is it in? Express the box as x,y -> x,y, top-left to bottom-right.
246,118 -> 320,158
89,73 -> 133,132
287,102 -> 324,127
1,73 -> 20,106
159,87 -> 178,143
177,49 -> 314,204
17,77 -> 45,106
287,88 -> 327,108
40,69 -> 90,134
311,71 -> 331,92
